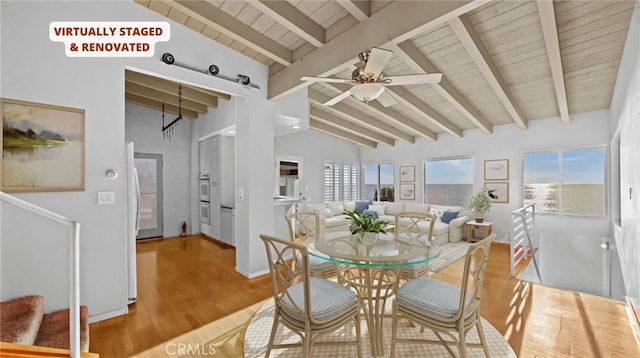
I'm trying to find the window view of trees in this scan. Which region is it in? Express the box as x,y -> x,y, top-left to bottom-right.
364,163 -> 394,202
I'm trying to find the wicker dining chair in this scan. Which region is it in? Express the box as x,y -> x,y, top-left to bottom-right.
394,212 -> 437,280
284,210 -> 343,279
259,234 -> 362,358
390,234 -> 495,358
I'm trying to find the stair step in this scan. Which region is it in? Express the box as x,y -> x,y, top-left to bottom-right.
34,305 -> 89,352
0,295 -> 44,345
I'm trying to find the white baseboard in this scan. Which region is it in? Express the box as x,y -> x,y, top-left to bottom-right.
88,307 -> 128,324
236,266 -> 269,279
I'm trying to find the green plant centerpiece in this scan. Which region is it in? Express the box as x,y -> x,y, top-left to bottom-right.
468,188 -> 492,223
342,210 -> 389,245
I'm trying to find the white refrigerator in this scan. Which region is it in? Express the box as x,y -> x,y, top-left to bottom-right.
125,142 -> 140,304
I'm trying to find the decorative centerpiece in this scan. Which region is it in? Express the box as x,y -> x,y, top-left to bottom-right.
468,188 -> 492,223
342,210 -> 389,245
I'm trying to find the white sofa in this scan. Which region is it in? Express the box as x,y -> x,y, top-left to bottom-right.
300,201 -> 469,245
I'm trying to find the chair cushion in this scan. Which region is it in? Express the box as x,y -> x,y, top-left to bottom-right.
396,277 -> 472,319
281,277 -> 357,322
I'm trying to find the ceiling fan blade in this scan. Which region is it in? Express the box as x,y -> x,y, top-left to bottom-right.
376,90 -> 397,107
300,76 -> 351,84
363,47 -> 393,79
382,73 -> 443,86
324,90 -> 352,106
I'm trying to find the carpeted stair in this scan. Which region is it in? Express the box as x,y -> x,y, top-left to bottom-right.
0,295 -> 89,352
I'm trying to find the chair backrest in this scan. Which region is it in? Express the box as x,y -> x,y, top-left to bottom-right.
285,211 -> 321,242
457,233 -> 495,320
259,234 -> 314,323
394,212 -> 436,244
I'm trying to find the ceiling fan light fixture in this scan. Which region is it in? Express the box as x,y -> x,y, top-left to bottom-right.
351,83 -> 385,103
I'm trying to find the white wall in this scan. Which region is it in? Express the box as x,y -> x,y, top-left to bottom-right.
125,102 -> 193,237
0,0 -> 279,320
361,111 -> 612,243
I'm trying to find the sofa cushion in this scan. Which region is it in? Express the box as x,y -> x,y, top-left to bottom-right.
326,202 -> 345,216
441,210 -> 460,224
325,217 -> 348,228
304,203 -> 326,213
404,203 -> 430,214
368,205 -> 386,216
316,208 -> 333,218
355,200 -> 372,212
431,204 -> 463,214
384,203 -> 405,215
343,201 -> 356,212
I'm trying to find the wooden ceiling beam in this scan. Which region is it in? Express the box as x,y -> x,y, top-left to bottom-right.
125,70 -> 220,108
125,93 -> 199,119
268,0 -> 483,101
537,0 -> 570,125
310,118 -> 377,148
310,107 -> 395,146
386,87 -> 460,139
392,41 -> 493,135
125,81 -> 207,114
250,1 -> 325,47
449,15 -> 528,130
336,0 -> 370,22
171,0 -> 293,66
308,89 -> 415,144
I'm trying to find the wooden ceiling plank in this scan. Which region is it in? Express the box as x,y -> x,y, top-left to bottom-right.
386,87 -> 459,139
126,71 -> 221,108
250,1 -> 325,47
537,1 -> 569,125
308,89 -> 415,144
171,0 -> 293,66
336,0 -> 369,22
125,92 -> 198,119
268,0 -> 483,101
310,118 -> 377,148
125,81 -> 207,113
394,41 -> 492,135
449,15 -> 528,130
310,107 -> 395,146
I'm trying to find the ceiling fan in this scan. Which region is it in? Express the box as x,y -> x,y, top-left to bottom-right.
301,47 -> 442,107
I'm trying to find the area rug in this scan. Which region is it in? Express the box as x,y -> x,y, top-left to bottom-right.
428,241 -> 471,272
244,299 -> 515,357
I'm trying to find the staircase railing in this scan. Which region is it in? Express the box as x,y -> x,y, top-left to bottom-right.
0,192 -> 80,358
510,204 -> 542,283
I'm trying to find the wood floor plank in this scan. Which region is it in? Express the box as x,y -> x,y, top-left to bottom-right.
89,235 -> 640,357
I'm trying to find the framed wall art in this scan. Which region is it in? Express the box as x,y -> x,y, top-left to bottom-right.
484,159 -> 509,181
399,165 -> 415,182
1,98 -> 85,192
484,182 -> 509,203
399,183 -> 415,200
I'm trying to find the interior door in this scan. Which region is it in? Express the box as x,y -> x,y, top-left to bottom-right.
134,153 -> 163,239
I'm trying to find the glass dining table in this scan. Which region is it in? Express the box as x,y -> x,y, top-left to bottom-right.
304,230 -> 441,357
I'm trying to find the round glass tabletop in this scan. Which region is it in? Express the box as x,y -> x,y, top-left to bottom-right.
305,231 -> 440,268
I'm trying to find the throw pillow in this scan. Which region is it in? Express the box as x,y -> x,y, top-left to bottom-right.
441,210 -> 459,224
368,205 -> 386,217
355,200 -> 372,212
315,208 -> 333,218
363,209 -> 379,217
429,207 -> 445,222
326,202 -> 344,216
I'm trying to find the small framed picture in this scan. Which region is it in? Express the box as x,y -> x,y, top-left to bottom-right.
399,165 -> 415,182
484,159 -> 509,181
484,182 -> 509,203
399,183 -> 415,200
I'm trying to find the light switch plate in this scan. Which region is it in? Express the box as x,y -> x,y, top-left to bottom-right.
98,191 -> 115,205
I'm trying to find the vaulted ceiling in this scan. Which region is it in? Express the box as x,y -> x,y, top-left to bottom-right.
134,0 -> 636,148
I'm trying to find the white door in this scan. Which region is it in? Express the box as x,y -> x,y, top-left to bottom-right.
134,153 -> 163,239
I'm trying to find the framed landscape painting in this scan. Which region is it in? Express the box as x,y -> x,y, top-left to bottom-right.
1,98 -> 85,192
484,159 -> 509,180
399,165 -> 415,182
484,182 -> 509,203
399,183 -> 415,200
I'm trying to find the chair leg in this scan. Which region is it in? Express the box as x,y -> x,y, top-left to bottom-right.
390,300 -> 398,358
354,315 -> 363,358
265,314 -> 280,358
458,322 -> 468,358
476,318 -> 491,357
303,327 -> 312,357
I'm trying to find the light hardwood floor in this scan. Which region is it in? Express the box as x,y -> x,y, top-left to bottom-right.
89,235 -> 640,357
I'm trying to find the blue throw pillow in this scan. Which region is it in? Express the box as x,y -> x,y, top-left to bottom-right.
355,200 -> 372,212
441,210 -> 459,224
363,209 -> 379,217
